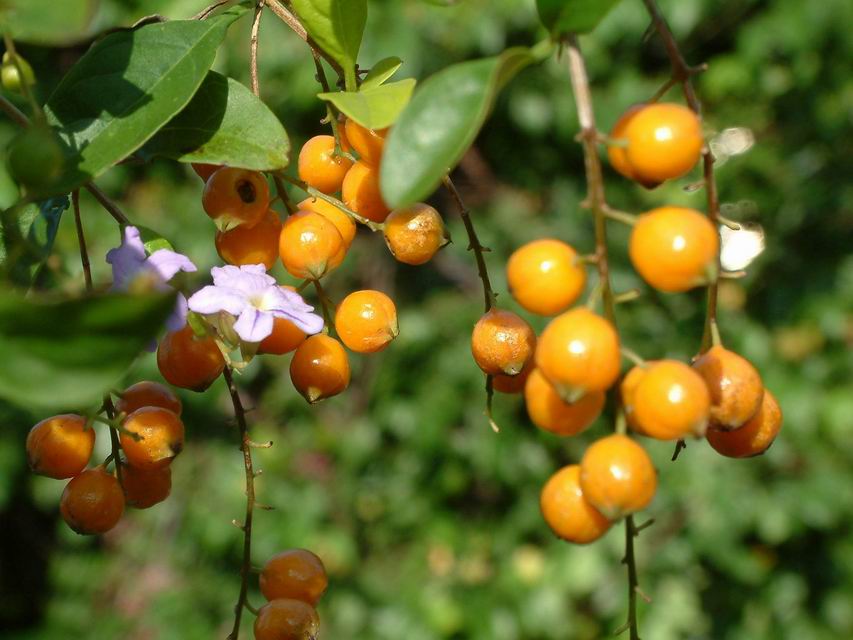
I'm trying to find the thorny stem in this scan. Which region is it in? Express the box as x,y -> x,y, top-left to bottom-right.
266,0 -> 345,80
250,1 -> 265,97
623,518 -> 641,639
277,173 -> 383,231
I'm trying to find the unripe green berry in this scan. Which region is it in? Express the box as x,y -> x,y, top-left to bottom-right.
1,52 -> 35,94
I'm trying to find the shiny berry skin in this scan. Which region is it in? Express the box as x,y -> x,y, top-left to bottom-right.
629,206 -> 719,293
60,468 -> 125,535
579,434 -> 657,520
692,345 -> 764,430
707,389 -> 782,458
470,309 -> 536,377
535,308 -> 621,400
259,287 -> 308,355
507,239 -> 587,316
334,290 -> 398,354
279,210 -> 344,280
344,119 -> 387,165
298,197 -> 356,248
26,414 -> 94,479
117,381 -> 182,417
631,360 -> 711,440
524,369 -> 604,436
298,135 -> 353,195
607,104 -> 645,183
260,549 -> 328,605
491,358 -> 533,394
342,161 -> 390,223
620,363 -> 651,435
157,324 -> 225,392
383,203 -> 448,265
254,599 -> 320,640
192,163 -> 220,181
202,168 -> 270,231
290,334 -> 350,403
120,407 -> 185,471
540,465 -> 611,544
121,463 -> 172,509
215,209 -> 282,269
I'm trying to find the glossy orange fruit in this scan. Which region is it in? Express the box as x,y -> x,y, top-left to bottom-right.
290,334 -> 350,403
260,549 -> 328,605
524,369 -> 605,436
620,363 -> 651,435
334,290 -> 398,354
342,161 -> 390,223
258,287 -> 308,355
607,104 -> 645,183
215,208 -> 282,269
117,381 -> 182,417
121,463 -> 172,509
491,358 -> 533,394
60,468 -> 125,535
298,134 -> 354,195
383,203 -> 448,265
631,360 -> 711,440
279,210 -> 344,280
202,168 -> 270,231
192,163 -> 220,181
535,308 -> 621,401
540,465 -> 611,544
254,599 -> 320,640
157,324 -> 226,392
344,119 -> 387,165
579,434 -> 657,520
471,308 -> 536,377
120,407 -> 185,471
707,389 -> 782,458
26,414 -> 94,479
692,345 -> 764,430
298,197 -> 356,248
507,239 -> 587,316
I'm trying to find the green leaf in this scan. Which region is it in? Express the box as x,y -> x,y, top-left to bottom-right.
291,0 -> 367,89
138,72 -> 290,171
536,0 -> 622,35
0,0 -> 97,45
380,46 -> 545,208
0,290 -> 176,411
0,196 -> 68,286
318,79 -> 416,131
136,225 -> 175,254
361,57 -> 404,90
42,6 -> 248,196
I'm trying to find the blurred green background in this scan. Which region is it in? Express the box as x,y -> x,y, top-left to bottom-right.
2,0 -> 852,638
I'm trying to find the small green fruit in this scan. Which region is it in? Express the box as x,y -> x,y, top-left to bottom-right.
6,127 -> 65,193
1,52 -> 36,94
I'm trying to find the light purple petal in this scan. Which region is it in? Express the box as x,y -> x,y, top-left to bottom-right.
147,249 -> 197,282
211,264 -> 275,292
233,307 -> 274,343
165,294 -> 189,332
279,309 -> 324,335
261,287 -> 324,334
106,226 -> 147,290
188,285 -> 248,315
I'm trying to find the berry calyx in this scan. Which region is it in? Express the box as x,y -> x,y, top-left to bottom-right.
215,208 -> 282,269
120,407 -> 185,471
383,203 -> 449,265
334,290 -> 399,354
491,358 -> 533,394
157,324 -> 226,392
524,368 -> 605,436
120,463 -> 172,509
298,134 -> 354,195
507,239 -> 587,316
116,381 -> 182,417
706,389 -> 782,458
692,345 -> 764,430
630,360 -> 711,440
470,308 -> 536,377
254,599 -> 320,640
342,161 -> 390,223
540,465 -> 611,544
279,210 -> 344,280
259,549 -> 328,605
60,468 -> 125,535
290,334 -> 350,403
202,167 -> 270,231
26,414 -> 94,479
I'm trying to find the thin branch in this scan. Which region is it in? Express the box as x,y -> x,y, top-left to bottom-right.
266,0 -> 345,80
0,93 -> 29,127
193,0 -> 232,20
276,172 -> 383,231
83,183 -> 131,226
71,191 -> 92,290
250,1 -> 265,96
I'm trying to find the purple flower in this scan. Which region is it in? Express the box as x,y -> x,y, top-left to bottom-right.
188,264 -> 324,343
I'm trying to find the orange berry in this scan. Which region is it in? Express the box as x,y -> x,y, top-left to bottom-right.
491,358 -> 533,394
334,290 -> 398,354
342,161 -> 390,223
117,381 -> 182,417
120,407 -> 185,471
507,239 -> 586,316
535,308 -> 621,400
121,463 -> 171,509
259,287 -> 308,355
279,210 -> 344,280
192,163 -> 220,181
707,389 -> 782,458
692,345 -> 764,429
60,468 -> 125,535
470,308 -> 536,377
620,363 -> 650,435
260,549 -> 328,605
629,206 -> 719,293
298,135 -> 353,194
298,197 -> 356,248
290,334 -> 350,403
344,119 -> 387,165
157,324 -> 225,392
215,209 -> 282,269
579,434 -> 657,520
254,599 -> 320,640
383,203 -> 448,265
26,414 -> 94,479
202,167 -> 270,231
631,360 -> 710,440
540,465 -> 611,544
524,368 -> 604,436
607,104 -> 645,183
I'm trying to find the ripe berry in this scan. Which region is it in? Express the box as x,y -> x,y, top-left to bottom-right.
535,308 -> 620,400
707,389 -> 782,458
524,368 -> 604,436
254,599 -> 320,640
470,309 -> 536,377
298,135 -> 354,194
192,163 -> 220,181
290,334 -> 350,403
157,324 -> 225,392
692,345 -> 764,430
334,290 -> 398,354
279,210 -> 344,280
491,358 -> 533,394
540,465 -> 611,544
60,468 -> 125,535
344,119 -> 387,165
507,239 -> 586,316
631,360 -> 710,440
298,197 -> 356,248
260,549 -> 328,605
607,104 -> 644,183
259,287 -> 308,355
620,363 -> 651,435
117,381 -> 182,417
26,414 -> 94,479
342,161 -> 390,223
202,168 -> 270,231
120,407 -> 185,471
383,203 -> 448,265
121,463 -> 172,509
629,206 -> 719,293
579,434 -> 657,520
215,209 -> 282,269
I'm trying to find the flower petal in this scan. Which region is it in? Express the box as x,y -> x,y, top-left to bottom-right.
233,307 -> 274,343
261,287 -> 324,334
105,226 -> 147,290
147,249 -> 197,282
187,285 -> 247,316
211,264 -> 276,292
165,294 -> 189,332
